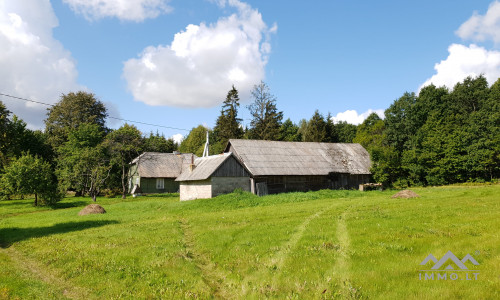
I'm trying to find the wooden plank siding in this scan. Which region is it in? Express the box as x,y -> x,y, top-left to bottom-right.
212,155 -> 250,178
139,178 -> 179,194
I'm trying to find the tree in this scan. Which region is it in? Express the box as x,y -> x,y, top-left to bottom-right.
179,125 -> 212,156
0,101 -> 11,169
57,124 -> 110,201
325,112 -> 338,142
302,110 -> 327,142
104,124 -> 143,199
335,121 -> 357,143
353,113 -> 400,186
144,131 -> 177,153
0,154 -> 60,206
279,118 -> 301,141
45,91 -> 108,149
247,81 -> 283,140
213,86 -> 244,150
384,92 -> 417,153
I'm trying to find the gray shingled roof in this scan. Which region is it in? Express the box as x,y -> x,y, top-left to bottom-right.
131,152 -> 195,178
226,139 -> 371,176
175,153 -> 232,181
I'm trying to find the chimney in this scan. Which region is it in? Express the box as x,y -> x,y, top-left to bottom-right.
189,154 -> 195,172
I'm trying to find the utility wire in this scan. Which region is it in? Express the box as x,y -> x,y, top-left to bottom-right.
0,92 -> 190,132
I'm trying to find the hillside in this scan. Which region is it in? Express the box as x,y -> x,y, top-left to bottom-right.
1,185 -> 499,299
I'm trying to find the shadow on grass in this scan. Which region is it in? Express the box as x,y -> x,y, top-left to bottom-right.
0,220 -> 119,248
50,201 -> 89,209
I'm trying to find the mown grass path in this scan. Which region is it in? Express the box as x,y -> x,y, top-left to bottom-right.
1,246 -> 90,299
321,209 -> 355,298
178,218 -> 234,299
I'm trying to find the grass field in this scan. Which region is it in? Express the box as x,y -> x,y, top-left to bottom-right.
1,185 -> 499,299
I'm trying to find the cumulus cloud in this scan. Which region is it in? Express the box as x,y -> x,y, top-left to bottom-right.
63,0 -> 172,22
420,44 -> 500,89
171,133 -> 184,144
331,109 -> 385,125
0,0 -> 82,129
123,0 -> 275,108
456,1 -> 500,44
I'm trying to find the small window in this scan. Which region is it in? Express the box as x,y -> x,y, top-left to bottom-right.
156,178 -> 165,189
136,178 -> 140,185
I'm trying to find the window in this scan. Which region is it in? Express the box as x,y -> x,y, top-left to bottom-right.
156,178 -> 165,189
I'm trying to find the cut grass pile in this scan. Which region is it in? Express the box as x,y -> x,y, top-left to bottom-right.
0,186 -> 499,299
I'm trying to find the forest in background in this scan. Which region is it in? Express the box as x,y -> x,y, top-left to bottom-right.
0,75 -> 498,205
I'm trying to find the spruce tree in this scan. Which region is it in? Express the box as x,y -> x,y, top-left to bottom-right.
213,86 -> 243,149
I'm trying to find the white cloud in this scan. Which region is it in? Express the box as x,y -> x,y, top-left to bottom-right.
63,0 -> 172,22
420,44 -> 500,90
0,0 -> 82,129
456,1 -> 500,44
331,109 -> 384,125
171,133 -> 184,144
123,0 -> 275,108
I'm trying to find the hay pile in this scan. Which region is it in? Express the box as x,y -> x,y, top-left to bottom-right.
391,190 -> 420,199
78,204 -> 106,216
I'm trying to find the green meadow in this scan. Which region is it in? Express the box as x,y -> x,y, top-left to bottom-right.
0,185 -> 499,299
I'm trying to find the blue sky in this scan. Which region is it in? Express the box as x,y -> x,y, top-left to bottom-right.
1,0 -> 499,142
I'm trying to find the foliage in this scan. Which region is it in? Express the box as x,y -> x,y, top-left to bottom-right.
373,75 -> 500,187
104,123 -> 143,199
302,110 -> 328,142
179,125 -> 212,156
57,124 -> 110,201
45,91 -> 108,149
213,86 -> 244,150
335,121 -> 357,143
143,131 -> 177,153
247,81 -> 283,140
0,154 -> 61,205
279,118 -> 301,141
0,101 -> 10,169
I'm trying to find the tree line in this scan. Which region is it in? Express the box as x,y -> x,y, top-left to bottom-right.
0,76 -> 498,205
0,92 -> 178,205
179,76 -> 499,187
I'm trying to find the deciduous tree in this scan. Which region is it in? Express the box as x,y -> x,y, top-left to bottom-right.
104,124 -> 143,199
0,154 -> 60,205
45,91 -> 108,149
247,81 -> 283,140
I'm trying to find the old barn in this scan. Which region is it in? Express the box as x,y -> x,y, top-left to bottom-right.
175,153 -> 250,201
224,139 -> 372,195
129,152 -> 194,194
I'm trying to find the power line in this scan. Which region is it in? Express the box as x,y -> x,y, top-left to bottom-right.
0,92 -> 190,132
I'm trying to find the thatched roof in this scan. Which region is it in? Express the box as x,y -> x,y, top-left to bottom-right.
175,153 -> 233,181
131,152 -> 195,178
225,139 -> 371,176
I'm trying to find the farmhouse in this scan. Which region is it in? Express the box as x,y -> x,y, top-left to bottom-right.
175,152 -> 251,201
224,139 -> 372,195
129,152 -> 195,194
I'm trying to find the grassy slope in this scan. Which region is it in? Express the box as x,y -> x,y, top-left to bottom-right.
0,186 -> 499,299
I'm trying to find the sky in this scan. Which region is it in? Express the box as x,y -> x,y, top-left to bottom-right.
1,0 -> 500,143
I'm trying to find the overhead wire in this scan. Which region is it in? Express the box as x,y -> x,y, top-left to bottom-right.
0,92 -> 191,132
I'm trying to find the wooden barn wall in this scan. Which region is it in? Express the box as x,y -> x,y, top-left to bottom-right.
211,177 -> 250,196
253,174 -> 370,195
212,155 -> 249,177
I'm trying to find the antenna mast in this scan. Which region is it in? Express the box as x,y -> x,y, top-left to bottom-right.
202,130 -> 209,157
